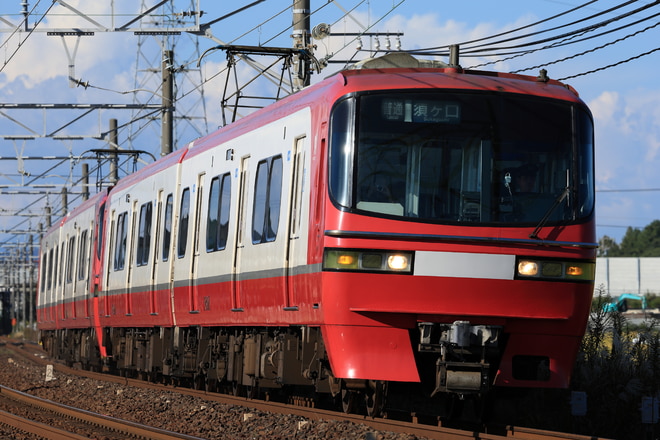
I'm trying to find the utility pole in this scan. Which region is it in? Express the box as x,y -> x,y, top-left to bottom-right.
82,163 -> 90,201
61,187 -> 68,217
161,49 -> 174,156
292,0 -> 311,91
109,118 -> 119,184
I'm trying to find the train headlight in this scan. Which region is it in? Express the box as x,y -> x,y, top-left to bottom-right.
387,254 -> 409,271
323,248 -> 413,274
518,260 -> 539,276
516,257 -> 595,282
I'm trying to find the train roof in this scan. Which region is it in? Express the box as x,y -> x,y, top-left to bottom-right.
338,53 -> 581,102
42,188 -> 108,239
185,53 -> 584,156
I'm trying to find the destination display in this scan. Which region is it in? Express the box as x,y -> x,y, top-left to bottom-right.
381,98 -> 461,123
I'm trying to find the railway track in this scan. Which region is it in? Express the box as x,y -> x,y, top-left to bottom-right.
0,381 -> 207,440
2,338 -> 610,440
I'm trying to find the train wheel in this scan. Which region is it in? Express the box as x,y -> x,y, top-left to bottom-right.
193,374 -> 205,390
232,381 -> 242,396
365,380 -> 387,418
341,389 -> 358,414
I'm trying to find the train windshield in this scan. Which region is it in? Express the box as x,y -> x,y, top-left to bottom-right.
329,91 -> 594,226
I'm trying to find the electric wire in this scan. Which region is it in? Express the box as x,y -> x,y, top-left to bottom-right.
558,46 -> 660,81
411,0 -> 613,52
510,18 -> 660,74
467,9 -> 660,70
458,0 -> 658,58
0,0 -> 55,73
461,0 -> 642,52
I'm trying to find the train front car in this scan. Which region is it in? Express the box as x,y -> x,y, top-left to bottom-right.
320,66 -> 596,416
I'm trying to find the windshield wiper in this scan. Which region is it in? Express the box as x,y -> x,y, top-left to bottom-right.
529,186 -> 570,239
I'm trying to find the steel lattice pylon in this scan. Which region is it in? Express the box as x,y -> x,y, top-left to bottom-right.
129,0 -> 209,157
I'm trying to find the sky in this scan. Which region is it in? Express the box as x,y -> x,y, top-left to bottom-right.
0,0 -> 659,247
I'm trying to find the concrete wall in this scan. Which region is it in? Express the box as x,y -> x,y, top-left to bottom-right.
595,258 -> 660,295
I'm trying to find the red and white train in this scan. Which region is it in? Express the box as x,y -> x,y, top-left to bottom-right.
37,53 -> 596,416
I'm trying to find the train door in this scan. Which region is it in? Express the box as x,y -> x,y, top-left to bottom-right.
91,201 -> 105,315
56,242 -> 65,321
149,191 -> 163,315
231,155 -> 250,311
66,234 -> 77,319
126,204 -> 137,316
104,212 -> 116,317
189,173 -> 205,313
284,136 -> 306,309
78,227 -> 90,320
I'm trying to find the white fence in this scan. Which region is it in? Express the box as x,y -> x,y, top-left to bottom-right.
595,258 -> 660,295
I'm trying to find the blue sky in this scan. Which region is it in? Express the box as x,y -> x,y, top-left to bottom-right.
0,1 -> 658,245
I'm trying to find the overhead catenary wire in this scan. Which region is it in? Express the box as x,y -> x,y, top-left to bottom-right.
461,0 -> 644,53
0,0 -> 55,73
558,46 -> 660,81
411,0 -> 658,61
510,18 -> 660,74
410,0 -> 629,54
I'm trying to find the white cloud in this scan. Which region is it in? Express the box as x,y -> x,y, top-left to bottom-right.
589,91 -> 619,125
0,2 -> 138,89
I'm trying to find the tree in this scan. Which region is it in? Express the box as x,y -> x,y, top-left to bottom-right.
601,220 -> 660,257
597,235 -> 620,257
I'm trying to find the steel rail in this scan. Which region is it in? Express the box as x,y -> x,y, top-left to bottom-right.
3,339 -> 612,440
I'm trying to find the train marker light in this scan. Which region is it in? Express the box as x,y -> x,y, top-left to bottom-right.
337,253 -> 357,267
566,266 -> 583,276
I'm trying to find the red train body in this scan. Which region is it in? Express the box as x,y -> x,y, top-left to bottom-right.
37,55 -> 596,415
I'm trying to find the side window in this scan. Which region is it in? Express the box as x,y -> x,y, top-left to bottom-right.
56,244 -> 63,286
162,194 -> 173,261
66,236 -> 76,284
206,173 -> 231,252
40,250 -> 47,293
136,202 -> 153,266
252,155 -> 283,244
47,248 -> 54,290
178,188 -> 190,258
96,203 -> 105,260
114,211 -> 128,271
78,229 -> 89,281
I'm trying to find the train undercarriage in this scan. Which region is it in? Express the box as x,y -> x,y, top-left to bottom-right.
39,320 -> 506,420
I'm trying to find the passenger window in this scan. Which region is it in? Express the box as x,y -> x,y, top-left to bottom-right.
136,202 -> 153,266
178,188 -> 190,258
206,173 -> 231,252
40,251 -> 47,292
78,230 -> 89,281
162,194 -> 173,261
252,155 -> 283,244
47,248 -> 54,290
66,236 -> 76,284
114,212 -> 128,271
55,241 -> 66,287
96,203 -> 105,260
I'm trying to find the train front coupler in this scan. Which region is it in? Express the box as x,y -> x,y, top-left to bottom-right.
418,321 -> 501,396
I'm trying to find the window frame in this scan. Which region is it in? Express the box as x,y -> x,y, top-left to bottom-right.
251,155 -> 283,244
